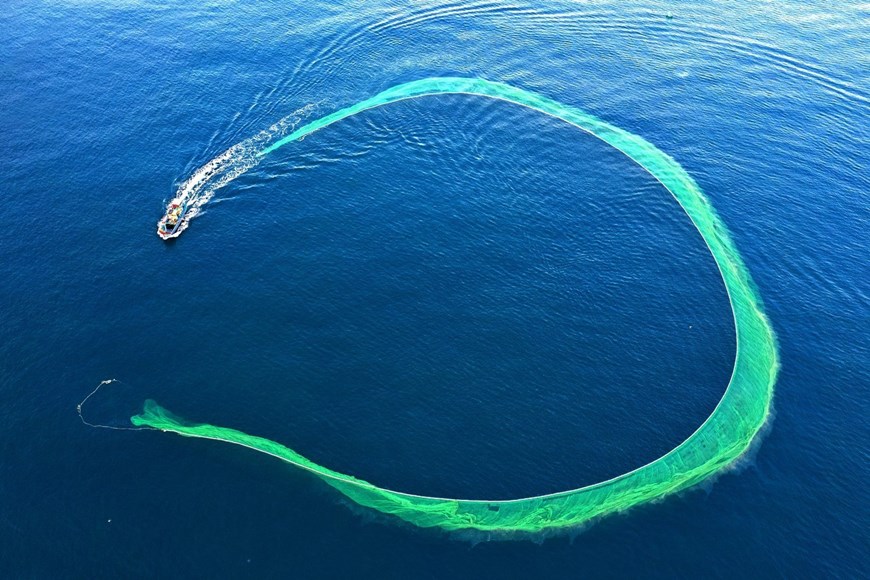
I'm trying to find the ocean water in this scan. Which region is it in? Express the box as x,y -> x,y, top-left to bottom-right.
1,0 -> 867,577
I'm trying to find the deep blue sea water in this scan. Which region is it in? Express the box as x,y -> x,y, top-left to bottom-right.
1,0 -> 868,577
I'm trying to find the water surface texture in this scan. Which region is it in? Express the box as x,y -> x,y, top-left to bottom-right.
1,0 -> 867,577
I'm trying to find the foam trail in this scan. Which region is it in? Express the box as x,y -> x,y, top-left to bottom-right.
158,103 -> 318,238
134,78 -> 779,534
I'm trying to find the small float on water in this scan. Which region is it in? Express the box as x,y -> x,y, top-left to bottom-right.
157,199 -> 189,240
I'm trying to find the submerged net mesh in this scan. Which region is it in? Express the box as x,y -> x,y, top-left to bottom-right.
131,78 -> 778,533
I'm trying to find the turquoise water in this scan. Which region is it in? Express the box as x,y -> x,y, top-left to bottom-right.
2,0 -> 867,576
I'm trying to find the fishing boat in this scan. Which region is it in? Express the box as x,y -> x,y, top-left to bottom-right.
157,199 -> 189,239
